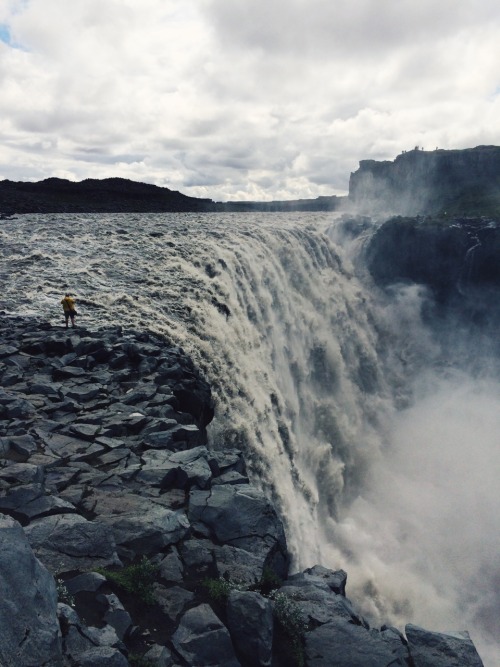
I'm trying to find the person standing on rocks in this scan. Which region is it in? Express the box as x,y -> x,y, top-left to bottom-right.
61,293 -> 77,328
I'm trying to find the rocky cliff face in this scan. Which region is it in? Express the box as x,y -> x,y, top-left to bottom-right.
348,145 -> 500,216
0,317 -> 486,666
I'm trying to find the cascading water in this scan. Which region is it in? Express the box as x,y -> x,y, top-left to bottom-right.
1,212 -> 498,665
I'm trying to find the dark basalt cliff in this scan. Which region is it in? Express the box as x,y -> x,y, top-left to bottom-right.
0,177 -> 216,214
365,217 -> 500,301
0,318 -> 485,666
0,177 -> 341,215
348,145 -> 500,217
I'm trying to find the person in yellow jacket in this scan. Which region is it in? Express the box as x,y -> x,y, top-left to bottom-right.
61,293 -> 77,328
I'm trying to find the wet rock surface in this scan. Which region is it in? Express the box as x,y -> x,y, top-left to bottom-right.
0,317 -> 485,666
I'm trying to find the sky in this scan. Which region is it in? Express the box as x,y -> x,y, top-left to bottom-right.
0,0 -> 499,202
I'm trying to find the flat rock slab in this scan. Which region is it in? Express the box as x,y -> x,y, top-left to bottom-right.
81,489 -> 190,556
405,624 -> 484,667
24,513 -> 121,573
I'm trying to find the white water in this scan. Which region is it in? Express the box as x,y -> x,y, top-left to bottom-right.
1,212 -> 499,665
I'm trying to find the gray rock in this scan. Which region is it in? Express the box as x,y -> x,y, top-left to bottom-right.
405,624 -> 484,666
189,484 -> 284,545
212,544 -> 269,586
77,646 -> 128,667
227,590 -> 273,667
100,593 -> 133,640
82,489 -> 190,556
172,603 -> 240,667
24,513 -> 120,573
212,470 -> 250,486
0,514 -> 63,667
0,434 -> 38,459
278,579 -> 367,628
139,446 -> 213,490
158,546 -> 184,582
179,538 -> 214,575
1,488 -> 76,522
303,564 -> 347,596
188,484 -> 288,578
65,571 -> 107,595
63,383 -> 102,402
0,462 -> 44,485
153,584 -> 195,622
305,619 -> 403,667
144,643 -> 174,667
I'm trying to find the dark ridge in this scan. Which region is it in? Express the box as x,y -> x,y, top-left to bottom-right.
0,177 -> 343,215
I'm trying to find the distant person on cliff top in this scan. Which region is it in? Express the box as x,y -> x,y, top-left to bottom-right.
61,293 -> 77,328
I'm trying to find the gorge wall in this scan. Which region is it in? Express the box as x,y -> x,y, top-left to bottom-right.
348,145 -> 500,217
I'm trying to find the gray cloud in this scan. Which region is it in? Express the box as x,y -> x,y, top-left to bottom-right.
0,0 -> 499,200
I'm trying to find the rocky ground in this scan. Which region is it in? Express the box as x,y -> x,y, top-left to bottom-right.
0,316 -> 485,666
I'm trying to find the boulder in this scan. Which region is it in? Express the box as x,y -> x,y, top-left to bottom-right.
172,603 -> 240,667
227,590 -> 273,667
82,489 -> 190,557
77,646 -> 128,667
24,513 -> 121,573
0,514 -> 63,667
305,619 -> 406,667
188,484 -> 289,579
405,624 -> 484,667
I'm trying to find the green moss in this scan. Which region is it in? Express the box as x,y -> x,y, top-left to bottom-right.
96,557 -> 158,604
202,577 -> 243,602
271,590 -> 308,667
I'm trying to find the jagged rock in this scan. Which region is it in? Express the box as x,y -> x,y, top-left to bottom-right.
58,602 -> 125,662
81,488 -> 190,557
179,538 -> 215,576
138,446 -> 214,490
305,618 -> 408,667
227,590 -> 273,667
172,603 -> 241,667
212,469 -> 250,485
100,593 -> 133,640
278,577 -> 368,628
379,626 -> 411,665
144,643 -> 174,666
405,624 -> 484,667
144,423 -> 203,450
0,434 -> 38,458
62,383 -> 102,402
188,484 -> 289,579
77,646 -> 128,667
0,514 -> 63,667
0,484 -> 76,523
24,512 -> 121,573
157,546 -> 184,582
65,571 -> 107,595
0,461 -> 44,485
303,564 -> 347,596
212,543 -> 269,586
153,584 -> 195,622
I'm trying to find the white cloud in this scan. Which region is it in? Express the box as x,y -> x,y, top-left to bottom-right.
0,0 -> 499,199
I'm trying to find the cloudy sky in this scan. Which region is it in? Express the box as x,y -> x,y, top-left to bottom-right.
0,0 -> 499,201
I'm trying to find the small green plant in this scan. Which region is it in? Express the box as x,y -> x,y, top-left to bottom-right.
55,578 -> 75,607
270,590 -> 308,667
258,566 -> 283,594
96,557 -> 158,604
202,577 -> 245,602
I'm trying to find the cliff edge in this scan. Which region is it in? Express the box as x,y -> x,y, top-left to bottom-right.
348,145 -> 500,217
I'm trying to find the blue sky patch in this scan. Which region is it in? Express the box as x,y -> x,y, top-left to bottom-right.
0,24 -> 12,45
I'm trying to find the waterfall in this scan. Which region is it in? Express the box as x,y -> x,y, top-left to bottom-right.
1,211 -> 499,664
